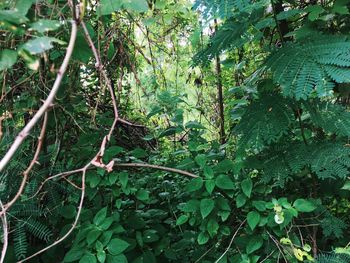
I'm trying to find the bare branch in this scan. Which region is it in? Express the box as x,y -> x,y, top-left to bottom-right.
19,169 -> 86,263
114,162 -> 198,178
215,219 -> 246,263
0,201 -> 8,263
0,112 -> 48,217
0,20 -> 78,172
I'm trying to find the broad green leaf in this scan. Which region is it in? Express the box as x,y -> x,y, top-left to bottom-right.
247,211 -> 260,230
207,218 -> 219,237
176,215 -> 189,225
216,174 -> 235,190
293,199 -> 317,212
252,201 -> 266,212
246,236 -> 263,254
30,19 -> 61,33
119,172 -> 128,188
64,248 -> 84,262
107,238 -> 129,255
195,154 -> 206,167
94,207 -> 107,226
136,189 -> 149,201
142,229 -> 159,243
205,179 -> 216,194
241,178 -> 252,198
200,198 -> 215,218
186,177 -> 203,192
98,0 -> 122,15
197,232 -> 209,245
99,217 -> 114,230
341,180 -> 350,190
79,253 -> 97,263
22,37 -> 64,54
0,49 -> 17,71
236,194 -> 247,208
97,251 -> 106,263
123,0 -> 149,13
106,254 -> 128,263
61,205 -> 76,219
87,229 -> 102,245
181,199 -> 199,212
15,0 -> 36,15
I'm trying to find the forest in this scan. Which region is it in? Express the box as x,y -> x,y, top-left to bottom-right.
0,0 -> 350,262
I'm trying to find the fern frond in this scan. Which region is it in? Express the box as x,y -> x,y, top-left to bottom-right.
266,35 -> 350,99
320,213 -> 347,239
13,223 -> 28,260
234,93 -> 294,153
309,142 -> 350,179
194,0 -> 250,19
316,253 -> 350,263
25,218 -> 53,242
303,100 -> 350,136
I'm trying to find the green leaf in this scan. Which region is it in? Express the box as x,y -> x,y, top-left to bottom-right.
30,19 -> 61,33
97,251 -> 106,263
22,37 -> 64,54
176,215 -> 189,225
216,174 -> 235,190
64,248 -> 84,262
205,179 -> 216,194
60,205 -> 76,219
79,253 -> 97,263
293,199 -> 317,212
123,0 -> 149,13
252,201 -> 266,212
181,199 -> 199,212
236,194 -> 247,208
15,0 -> 36,15
186,177 -> 203,192
197,232 -> 209,245
87,229 -> 102,245
341,181 -> 350,190
107,238 -> 129,255
98,0 -> 122,15
246,236 -> 263,254
247,211 -> 260,230
136,189 -> 149,201
99,217 -> 114,230
200,198 -> 215,218
207,218 -> 219,237
241,178 -> 253,198
0,49 -> 17,71
94,207 -> 107,226
195,154 -> 207,167
106,254 -> 128,263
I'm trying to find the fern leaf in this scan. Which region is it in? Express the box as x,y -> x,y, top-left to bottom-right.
303,100 -> 350,136
234,93 -> 294,153
13,223 -> 28,260
25,218 -> 53,242
266,35 -> 350,99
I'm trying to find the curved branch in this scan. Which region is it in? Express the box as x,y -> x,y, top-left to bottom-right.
0,112 -> 48,217
0,20 -> 78,172
19,169 -> 86,263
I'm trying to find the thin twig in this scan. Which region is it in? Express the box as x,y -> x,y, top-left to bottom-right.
215,219 -> 246,263
114,162 -> 198,178
0,201 -> 8,263
0,20 -> 78,172
19,169 -> 86,263
0,112 -> 48,217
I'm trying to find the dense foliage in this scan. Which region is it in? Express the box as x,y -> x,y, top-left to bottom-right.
0,0 -> 350,262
